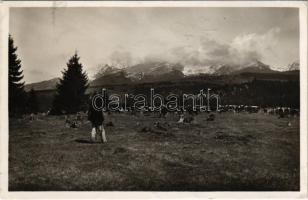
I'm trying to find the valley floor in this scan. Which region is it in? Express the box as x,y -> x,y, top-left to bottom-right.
9,112 -> 299,191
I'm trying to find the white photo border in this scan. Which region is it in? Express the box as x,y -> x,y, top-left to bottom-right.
0,1 -> 307,199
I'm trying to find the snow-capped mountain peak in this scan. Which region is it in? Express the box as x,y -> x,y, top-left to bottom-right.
287,62 -> 299,71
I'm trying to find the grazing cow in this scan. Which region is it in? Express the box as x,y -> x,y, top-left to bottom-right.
30,113 -> 35,121
159,106 -> 168,118
290,109 -> 300,117
267,108 -> 275,115
207,114 -> 215,121
263,108 -> 268,114
105,121 -> 114,127
177,113 -> 195,124
70,121 -> 77,128
278,108 -> 285,118
183,115 -> 194,123
177,114 -> 185,123
76,112 -> 82,121
154,122 -> 168,131
65,115 -> 78,128
64,115 -> 70,127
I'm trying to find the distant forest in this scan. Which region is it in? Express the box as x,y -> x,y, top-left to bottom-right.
33,76 -> 299,112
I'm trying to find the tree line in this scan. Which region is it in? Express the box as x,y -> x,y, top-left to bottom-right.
9,35 -> 89,117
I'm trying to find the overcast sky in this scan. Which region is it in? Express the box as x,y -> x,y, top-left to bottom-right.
10,7 -> 299,83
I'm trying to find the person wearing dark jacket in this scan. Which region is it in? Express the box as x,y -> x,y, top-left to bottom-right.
88,92 -> 107,143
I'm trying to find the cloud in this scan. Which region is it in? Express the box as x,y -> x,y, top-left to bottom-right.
142,28 -> 281,74
100,27 -> 282,75
108,50 -> 133,68
229,27 -> 280,65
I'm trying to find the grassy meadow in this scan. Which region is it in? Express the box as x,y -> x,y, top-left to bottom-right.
9,112 -> 299,191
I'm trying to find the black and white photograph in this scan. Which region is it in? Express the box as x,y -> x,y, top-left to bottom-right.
0,1 -> 307,197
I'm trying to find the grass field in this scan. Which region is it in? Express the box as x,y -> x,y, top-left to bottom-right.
9,112 -> 299,191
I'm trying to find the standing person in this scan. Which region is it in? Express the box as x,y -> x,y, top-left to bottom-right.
88,92 -> 107,143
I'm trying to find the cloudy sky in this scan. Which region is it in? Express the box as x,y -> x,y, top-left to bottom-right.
10,7 -> 299,83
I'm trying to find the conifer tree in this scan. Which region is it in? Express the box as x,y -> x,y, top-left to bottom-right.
27,88 -> 39,114
9,35 -> 26,115
51,53 -> 89,114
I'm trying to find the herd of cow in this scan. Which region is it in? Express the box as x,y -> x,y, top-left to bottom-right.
218,105 -> 300,117
23,104 -> 300,131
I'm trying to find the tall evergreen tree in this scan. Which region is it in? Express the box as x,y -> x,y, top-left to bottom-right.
9,35 -> 26,115
51,53 -> 89,114
27,88 -> 39,114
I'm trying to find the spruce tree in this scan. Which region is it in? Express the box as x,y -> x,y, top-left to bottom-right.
27,88 -> 39,114
9,35 -> 26,115
51,53 -> 89,114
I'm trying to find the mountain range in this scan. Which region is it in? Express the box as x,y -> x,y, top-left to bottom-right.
25,77 -> 60,92
287,62 -> 299,71
25,60 -> 299,92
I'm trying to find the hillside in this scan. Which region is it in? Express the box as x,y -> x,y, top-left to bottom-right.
90,71 -> 132,87
25,78 -> 59,92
